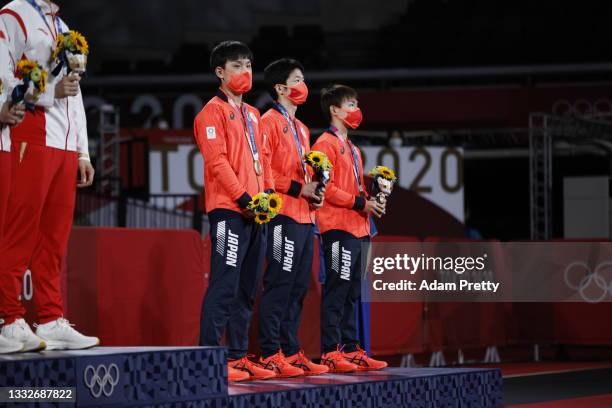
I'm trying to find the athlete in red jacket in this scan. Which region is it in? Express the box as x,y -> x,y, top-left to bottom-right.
312,85 -> 388,372
257,58 -> 329,377
194,41 -> 274,383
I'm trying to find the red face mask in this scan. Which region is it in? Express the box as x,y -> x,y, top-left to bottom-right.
286,82 -> 308,105
341,107 -> 363,129
227,71 -> 252,94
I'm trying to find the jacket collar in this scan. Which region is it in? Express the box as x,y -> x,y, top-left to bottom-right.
31,0 -> 60,15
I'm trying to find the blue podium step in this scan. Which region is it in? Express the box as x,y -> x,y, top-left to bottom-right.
0,347 -> 227,407
0,347 -> 502,408
229,367 -> 503,408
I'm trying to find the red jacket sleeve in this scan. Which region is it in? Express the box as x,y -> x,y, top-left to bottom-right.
312,138 -> 359,209
194,103 -> 249,202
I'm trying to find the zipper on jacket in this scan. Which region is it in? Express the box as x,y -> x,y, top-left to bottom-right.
64,98 -> 70,150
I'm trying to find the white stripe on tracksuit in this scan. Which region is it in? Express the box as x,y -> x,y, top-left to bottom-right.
0,18 -> 15,152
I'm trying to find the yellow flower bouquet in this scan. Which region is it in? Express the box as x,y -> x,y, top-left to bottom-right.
304,150 -> 332,195
368,165 -> 397,205
248,192 -> 284,224
51,30 -> 89,75
12,60 -> 48,110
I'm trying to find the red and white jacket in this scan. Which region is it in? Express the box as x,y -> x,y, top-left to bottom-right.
0,20 -> 15,153
0,0 -> 88,155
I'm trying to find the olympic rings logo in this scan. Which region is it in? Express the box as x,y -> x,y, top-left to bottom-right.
564,261 -> 612,303
552,99 -> 612,120
84,363 -> 120,398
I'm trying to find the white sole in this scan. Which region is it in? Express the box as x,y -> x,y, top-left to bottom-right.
43,338 -> 100,351
21,341 -> 46,353
0,345 -> 25,354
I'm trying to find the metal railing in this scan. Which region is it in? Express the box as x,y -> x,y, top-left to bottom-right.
75,192 -> 208,235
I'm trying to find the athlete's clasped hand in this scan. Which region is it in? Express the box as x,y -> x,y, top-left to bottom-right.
55,73 -> 81,98
364,198 -> 385,218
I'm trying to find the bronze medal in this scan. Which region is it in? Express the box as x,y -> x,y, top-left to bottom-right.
254,159 -> 263,175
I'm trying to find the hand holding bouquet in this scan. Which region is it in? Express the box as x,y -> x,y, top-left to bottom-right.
304,151 -> 332,196
368,166 -> 397,205
51,30 -> 89,76
12,60 -> 48,111
248,191 -> 283,224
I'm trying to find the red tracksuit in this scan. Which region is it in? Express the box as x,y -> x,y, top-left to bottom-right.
0,26 -> 12,242
193,90 -> 273,212
0,150 -> 9,241
312,130 -> 370,238
0,0 -> 88,325
260,107 -> 314,223
0,146 -> 78,325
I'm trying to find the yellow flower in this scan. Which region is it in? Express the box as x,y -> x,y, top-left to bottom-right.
17,60 -> 35,76
51,31 -> 89,63
254,213 -> 271,224
369,166 -> 397,181
70,31 -> 89,55
305,151 -> 333,171
38,70 -> 48,93
16,60 -> 47,93
267,193 -> 283,215
248,192 -> 271,213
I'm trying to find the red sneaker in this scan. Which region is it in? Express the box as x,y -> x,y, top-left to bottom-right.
259,350 -> 304,378
343,346 -> 388,371
286,350 -> 330,376
229,356 -> 276,380
321,347 -> 357,373
228,365 -> 249,382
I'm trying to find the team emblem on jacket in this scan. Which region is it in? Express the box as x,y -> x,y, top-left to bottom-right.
283,126 -> 288,134
340,146 -> 345,154
206,127 -> 216,139
230,112 -> 235,120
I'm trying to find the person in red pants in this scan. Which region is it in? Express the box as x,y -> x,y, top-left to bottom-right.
0,0 -> 99,352
0,23 -> 26,354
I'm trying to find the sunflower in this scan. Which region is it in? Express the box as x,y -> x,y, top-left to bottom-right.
15,60 -> 47,92
38,70 -> 48,93
52,31 -> 89,62
248,192 -> 270,213
17,60 -> 37,76
69,31 -> 89,55
267,193 -> 283,215
311,152 -> 322,163
51,34 -> 64,61
369,165 -> 397,181
254,213 -> 271,224
305,151 -> 332,171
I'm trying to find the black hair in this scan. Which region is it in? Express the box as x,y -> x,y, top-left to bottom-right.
263,58 -> 305,100
320,84 -> 358,123
209,40 -> 253,73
